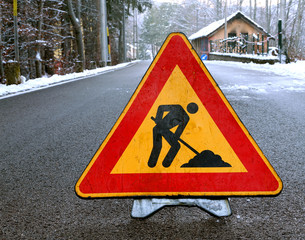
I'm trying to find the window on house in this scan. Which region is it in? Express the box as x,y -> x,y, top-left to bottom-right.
201,38 -> 208,52
228,33 -> 236,50
228,33 -> 236,38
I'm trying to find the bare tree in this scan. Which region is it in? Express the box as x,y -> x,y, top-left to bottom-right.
239,0 -> 244,11
35,0 -> 44,78
289,0 -> 305,55
265,0 -> 269,32
216,0 -> 222,19
249,0 -> 252,18
0,4 -> 4,81
286,0 -> 293,28
66,0 -> 85,71
253,0 -> 257,21
294,0 -> 305,49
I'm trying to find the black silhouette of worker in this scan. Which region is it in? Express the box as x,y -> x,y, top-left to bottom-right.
148,103 -> 198,168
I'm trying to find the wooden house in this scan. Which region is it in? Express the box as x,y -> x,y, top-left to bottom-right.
189,11 -> 273,58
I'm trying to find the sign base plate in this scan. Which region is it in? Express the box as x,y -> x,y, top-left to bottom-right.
131,198 -> 231,218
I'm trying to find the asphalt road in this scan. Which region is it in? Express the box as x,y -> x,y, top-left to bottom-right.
1,60 -> 304,239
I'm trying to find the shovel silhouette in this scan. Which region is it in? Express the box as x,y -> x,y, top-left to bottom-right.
151,116 -> 199,155
151,117 -> 231,168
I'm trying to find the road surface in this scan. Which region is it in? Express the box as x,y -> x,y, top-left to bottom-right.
1,60 -> 304,239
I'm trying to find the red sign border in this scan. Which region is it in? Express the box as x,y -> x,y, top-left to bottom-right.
75,33 -> 282,198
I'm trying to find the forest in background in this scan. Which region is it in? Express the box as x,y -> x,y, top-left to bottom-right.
0,0 -> 304,84
0,0 -> 151,83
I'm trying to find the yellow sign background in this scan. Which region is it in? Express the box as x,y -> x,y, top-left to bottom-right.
111,66 -> 247,174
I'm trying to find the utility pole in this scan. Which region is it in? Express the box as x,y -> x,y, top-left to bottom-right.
196,8 -> 199,31
133,8 -> 136,60
136,8 -> 139,59
100,0 -> 108,66
5,0 -> 21,85
122,0 -> 126,62
224,0 -> 227,39
278,19 -> 282,63
279,0 -> 286,63
0,4 -> 4,80
224,0 -> 228,52
13,0 -> 19,62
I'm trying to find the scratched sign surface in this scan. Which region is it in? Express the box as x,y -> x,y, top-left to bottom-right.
75,33 -> 282,198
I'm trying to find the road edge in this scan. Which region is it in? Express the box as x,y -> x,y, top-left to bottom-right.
0,61 -> 141,100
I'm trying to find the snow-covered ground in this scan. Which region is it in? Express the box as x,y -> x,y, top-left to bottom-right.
0,61 -> 139,99
210,52 -> 279,60
1,60 -> 304,99
207,60 -> 305,80
206,60 -> 305,93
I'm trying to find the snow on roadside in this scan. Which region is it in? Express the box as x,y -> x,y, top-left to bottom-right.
210,52 -> 278,60
206,60 -> 305,93
207,60 -> 305,81
0,61 -> 139,99
1,60 -> 304,99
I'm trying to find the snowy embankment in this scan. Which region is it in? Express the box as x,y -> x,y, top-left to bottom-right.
1,60 -> 304,99
207,60 -> 305,80
206,60 -> 305,93
210,52 -> 279,60
0,61 -> 139,99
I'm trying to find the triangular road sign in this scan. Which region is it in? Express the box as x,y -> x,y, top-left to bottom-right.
75,33 -> 282,198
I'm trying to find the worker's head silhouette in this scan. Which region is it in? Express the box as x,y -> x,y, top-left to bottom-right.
187,102 -> 198,114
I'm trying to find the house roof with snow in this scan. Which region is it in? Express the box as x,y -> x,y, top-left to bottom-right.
189,11 -> 270,40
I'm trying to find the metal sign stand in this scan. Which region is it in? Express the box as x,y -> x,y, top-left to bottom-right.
131,198 -> 231,218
